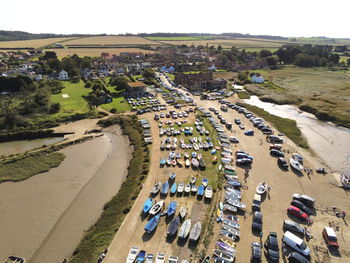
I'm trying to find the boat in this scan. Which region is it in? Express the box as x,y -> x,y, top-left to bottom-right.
184,152 -> 190,159
151,182 -> 162,195
205,186 -> 213,199
203,142 -> 209,150
256,182 -> 268,195
199,158 -> 206,169
170,182 -> 177,194
172,159 -> 177,166
178,219 -> 191,238
161,181 -> 169,195
197,185 -> 205,196
191,152 -> 197,158
177,159 -> 183,166
184,184 -> 191,193
167,201 -> 177,216
166,158 -> 172,166
213,249 -> 235,262
216,209 -> 223,222
143,198 -> 154,214
169,151 -> 176,159
224,165 -> 235,172
198,153 -> 203,159
225,174 -> 238,181
185,159 -> 191,167
160,158 -> 166,166
180,138 -> 184,144
220,237 -> 236,249
136,250 -> 146,263
179,206 -> 187,218
212,156 -> 218,163
189,221 -> 202,241
166,144 -> 171,150
190,177 -> 196,184
5,256 -> 25,263
127,246 -> 139,263
191,158 -> 199,168
222,219 -> 240,229
144,214 -> 161,233
149,200 -> 164,215
193,143 -> 199,151
156,253 -> 165,263
220,230 -> 237,241
221,224 -> 240,236
208,141 -> 214,148
167,216 -> 181,236
219,202 -> 224,210
146,254 -> 154,263
289,158 -> 304,172
202,178 -> 208,187
216,241 -> 236,254
201,256 -> 210,263
177,182 -> 184,193
210,149 -> 217,155
176,153 -> 181,159
226,200 -> 246,211
169,172 -> 176,180
191,184 -> 198,193
223,204 -> 237,213
193,137 -> 198,143
227,180 -> 242,188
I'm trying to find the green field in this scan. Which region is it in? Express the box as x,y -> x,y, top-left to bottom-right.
99,96 -> 131,112
145,36 -> 213,41
51,81 -> 90,117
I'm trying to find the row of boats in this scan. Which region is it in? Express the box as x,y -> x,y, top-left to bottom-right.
160,154 -> 206,169
126,246 -> 190,263
160,137 -> 214,151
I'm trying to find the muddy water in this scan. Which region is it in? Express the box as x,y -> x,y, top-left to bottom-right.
0,137 -> 65,156
0,126 -> 132,263
243,96 -> 350,174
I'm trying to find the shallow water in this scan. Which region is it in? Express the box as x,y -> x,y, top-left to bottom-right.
0,127 -> 132,263
243,96 -> 350,174
0,137 -> 64,156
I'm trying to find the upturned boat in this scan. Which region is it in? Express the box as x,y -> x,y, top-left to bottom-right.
178,219 -> 191,239
151,182 -> 162,195
167,201 -> 177,216
144,214 -> 160,233
197,185 -> 205,196
160,158 -> 166,166
167,216 -> 181,236
161,181 -> 169,195
170,183 -> 177,194
143,198 -> 154,214
189,221 -> 202,241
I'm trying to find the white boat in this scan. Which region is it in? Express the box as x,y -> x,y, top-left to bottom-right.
193,143 -> 199,151
151,182 -> 162,195
177,182 -> 184,193
213,249 -> 235,262
126,246 -> 139,263
168,256 -> 179,263
189,221 -> 202,241
149,200 -> 164,215
226,200 -> 246,211
156,252 -> 165,263
185,159 -> 191,167
221,224 -> 240,236
178,219 -> 191,238
191,184 -> 198,193
256,182 -> 267,195
184,184 -> 191,193
179,206 -> 187,218
289,158 -> 303,172
205,186 -> 213,199
223,204 -> 237,213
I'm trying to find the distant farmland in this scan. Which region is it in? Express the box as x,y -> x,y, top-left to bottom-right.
63,36 -> 160,46
49,48 -> 155,58
0,37 -> 77,49
145,36 -> 214,41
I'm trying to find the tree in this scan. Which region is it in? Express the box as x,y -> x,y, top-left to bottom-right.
237,72 -> 248,84
42,51 -> 57,60
293,54 -> 316,67
259,49 -> 273,58
47,58 -> 62,71
347,58 -> 350,66
110,76 -> 129,91
264,56 -> 278,69
142,69 -> 155,79
49,103 -> 61,113
217,45 -> 223,52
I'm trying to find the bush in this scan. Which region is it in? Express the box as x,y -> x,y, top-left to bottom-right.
49,103 -> 61,114
71,75 -> 81,83
109,108 -> 117,114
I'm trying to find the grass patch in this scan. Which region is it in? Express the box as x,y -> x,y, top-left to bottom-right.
0,152 -> 65,183
242,103 -> 309,148
166,73 -> 175,80
236,91 -> 251,99
69,115 -> 150,263
99,96 -> 131,113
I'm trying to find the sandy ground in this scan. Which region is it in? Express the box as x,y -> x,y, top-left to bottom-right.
0,125 -> 132,263
104,83 -> 350,263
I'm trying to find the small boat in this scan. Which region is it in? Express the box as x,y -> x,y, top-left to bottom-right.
222,219 -> 240,229
227,180 -> 241,188
166,158 -> 172,166
5,256 -> 25,263
191,158 -> 199,168
213,249 -> 235,262
166,144 -> 171,150
177,159 -> 183,166
169,151 -> 176,159
160,143 -> 165,150
224,165 -> 235,172
180,138 -> 184,144
208,141 -> 213,148
127,246 -> 139,263
160,158 -> 166,166
177,182 -> 184,193
191,152 -> 197,158
189,221 -> 202,241
193,143 -> 199,151
203,142 -> 209,150
184,184 -> 191,193
216,209 -> 223,222
198,153 -> 203,159
205,186 -> 213,199
143,198 -> 154,214
193,137 -> 198,143
167,201 -> 177,216
219,202 -> 224,210
167,216 -> 181,236
170,182 -> 177,194
191,184 -> 198,193
169,172 -> 176,180
202,178 -> 208,187
185,159 -> 191,167
136,250 -> 146,262
172,159 -> 177,166
197,185 -> 205,196
212,156 -> 218,163
144,214 -> 161,233
289,158 -> 304,172
256,182 -> 267,195
225,174 -> 238,181
201,256 -> 210,263
210,149 -> 217,155
223,204 -> 237,213
220,230 -> 237,241
190,177 -> 196,184
151,182 -> 162,195
226,200 -> 246,211
221,224 -> 240,237
216,241 -> 236,254
179,206 -> 187,218
199,158 -> 206,169
176,153 -> 181,159
178,219 -> 191,238
184,152 -> 190,159
220,237 -> 236,249
149,200 -> 164,215
161,181 -> 169,195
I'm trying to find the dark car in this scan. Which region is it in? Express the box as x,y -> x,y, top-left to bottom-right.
291,200 -> 312,215
252,211 -> 263,233
235,118 -> 241,125
287,252 -> 310,263
251,242 -> 262,262
278,157 -> 289,169
236,158 -> 253,166
264,232 -> 280,262
270,149 -> 285,158
283,220 -> 305,237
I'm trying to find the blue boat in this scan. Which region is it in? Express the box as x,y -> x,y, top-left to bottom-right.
197,185 -> 205,196
169,172 -> 176,180
227,180 -> 242,188
136,250 -> 146,262
202,178 -> 208,187
144,214 -> 160,233
170,182 -> 177,194
167,201 -> 177,216
143,198 -> 153,214
208,141 -> 214,148
192,152 -> 197,158
210,149 -> 216,155
161,181 -> 169,195
160,158 -> 166,166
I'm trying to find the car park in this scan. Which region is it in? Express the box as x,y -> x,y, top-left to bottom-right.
252,211 -> 263,233
251,242 -> 262,262
290,200 -> 312,215
283,220 -> 305,237
287,206 -> 309,221
264,232 -> 279,262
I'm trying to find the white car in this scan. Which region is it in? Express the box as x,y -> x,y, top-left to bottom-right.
156,253 -> 165,263
126,246 -> 139,263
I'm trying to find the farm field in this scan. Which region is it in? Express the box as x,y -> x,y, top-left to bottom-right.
0,37 -> 76,49
146,36 -> 214,41
63,36 -> 160,46
48,48 -> 155,58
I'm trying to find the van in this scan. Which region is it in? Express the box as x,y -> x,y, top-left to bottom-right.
282,231 -> 310,257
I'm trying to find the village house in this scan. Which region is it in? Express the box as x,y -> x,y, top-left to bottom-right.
126,63 -> 141,75
174,72 -> 227,92
126,81 -> 147,97
58,70 -> 69,80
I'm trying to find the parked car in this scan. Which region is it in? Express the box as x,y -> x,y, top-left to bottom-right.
278,157 -> 289,169
239,124 -> 245,130
251,242 -> 262,262
229,136 -> 239,143
292,194 -> 315,208
270,149 -> 285,157
322,227 -> 339,248
235,118 -> 241,125
252,211 -> 263,233
293,153 -> 303,164
264,232 -> 279,262
252,194 -> 261,211
291,200 -> 312,215
287,206 -> 309,221
282,231 -> 310,257
244,130 -> 254,136
287,252 -> 310,263
236,158 -> 252,165
283,220 -> 305,237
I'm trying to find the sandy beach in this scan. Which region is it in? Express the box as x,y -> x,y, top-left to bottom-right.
0,125 -> 131,263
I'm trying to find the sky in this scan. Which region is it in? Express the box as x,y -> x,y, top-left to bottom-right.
1,0 -> 350,38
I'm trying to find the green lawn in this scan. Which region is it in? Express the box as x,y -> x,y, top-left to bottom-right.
99,96 -> 131,112
166,73 -> 175,80
51,81 -> 90,117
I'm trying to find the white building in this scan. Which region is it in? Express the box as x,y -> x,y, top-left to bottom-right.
58,70 -> 69,80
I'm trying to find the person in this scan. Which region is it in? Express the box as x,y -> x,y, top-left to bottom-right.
268,186 -> 271,192
342,211 -> 346,219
